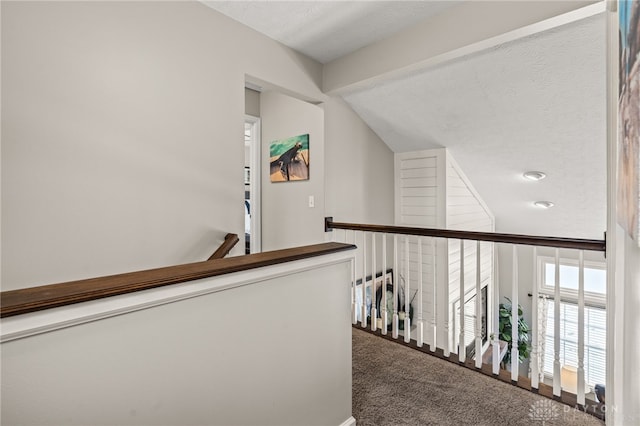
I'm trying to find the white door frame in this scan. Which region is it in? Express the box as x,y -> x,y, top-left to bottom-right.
246,114 -> 261,253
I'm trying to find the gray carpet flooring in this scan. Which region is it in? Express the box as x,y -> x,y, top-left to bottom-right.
352,328 -> 604,426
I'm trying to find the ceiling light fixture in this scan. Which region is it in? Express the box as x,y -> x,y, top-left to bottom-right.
533,201 -> 555,209
523,171 -> 546,181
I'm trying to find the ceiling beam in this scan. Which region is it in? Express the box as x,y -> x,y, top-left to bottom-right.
323,1 -> 604,95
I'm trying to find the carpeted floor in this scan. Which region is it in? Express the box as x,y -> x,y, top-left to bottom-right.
352,328 -> 604,426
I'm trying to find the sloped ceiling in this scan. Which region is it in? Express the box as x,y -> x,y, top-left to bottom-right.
202,1 -> 459,64
203,1 -> 607,240
342,15 -> 606,239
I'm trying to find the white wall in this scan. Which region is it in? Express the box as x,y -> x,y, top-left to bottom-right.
620,233 -> 640,423
393,149 -> 495,351
260,91 -> 325,251
324,96 -> 394,226
1,255 -> 354,426
1,1 -> 326,290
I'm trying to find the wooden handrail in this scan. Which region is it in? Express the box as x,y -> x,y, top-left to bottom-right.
0,242 -> 355,318
208,233 -> 240,260
325,217 -> 606,252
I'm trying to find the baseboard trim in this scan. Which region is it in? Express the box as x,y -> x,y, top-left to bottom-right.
339,416 -> 356,426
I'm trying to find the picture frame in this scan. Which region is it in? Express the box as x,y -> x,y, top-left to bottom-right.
618,0 -> 640,245
354,269 -> 394,322
269,134 -> 309,182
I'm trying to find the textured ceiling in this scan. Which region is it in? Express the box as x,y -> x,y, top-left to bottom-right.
342,15 -> 607,239
202,1 -> 459,63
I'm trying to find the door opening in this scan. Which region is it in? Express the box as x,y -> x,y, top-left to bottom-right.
245,115 -> 261,254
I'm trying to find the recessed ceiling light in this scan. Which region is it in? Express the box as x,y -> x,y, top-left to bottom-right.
523,171 -> 546,181
533,201 -> 554,209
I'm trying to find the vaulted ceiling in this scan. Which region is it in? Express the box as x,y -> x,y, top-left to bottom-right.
203,1 -> 607,240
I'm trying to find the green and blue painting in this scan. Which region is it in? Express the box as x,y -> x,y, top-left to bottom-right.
269,134 -> 309,182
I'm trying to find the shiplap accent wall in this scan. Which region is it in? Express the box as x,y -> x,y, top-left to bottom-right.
445,155 -> 495,352
394,149 -> 494,352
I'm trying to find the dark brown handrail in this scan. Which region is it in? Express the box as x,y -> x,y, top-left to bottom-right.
208,233 -> 240,260
0,242 -> 356,318
325,217 -> 606,252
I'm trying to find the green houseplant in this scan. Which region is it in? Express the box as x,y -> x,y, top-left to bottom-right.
498,297 -> 531,369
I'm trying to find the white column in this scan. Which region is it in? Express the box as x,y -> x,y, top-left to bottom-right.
393,234 -> 399,339
459,240 -> 466,363
492,244 -> 500,375
553,248 -> 561,397
531,247 -> 540,389
511,245 -> 519,381
417,237 -> 424,348
577,250 -> 586,405
382,234 -> 388,335
443,239 -> 450,358
351,230 -> 357,325
371,233 -> 377,332
404,237 -> 411,343
430,238 -> 437,352
361,232 -> 367,329
475,241 -> 482,369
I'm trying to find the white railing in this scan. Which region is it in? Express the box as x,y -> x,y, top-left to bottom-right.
327,218 -> 606,408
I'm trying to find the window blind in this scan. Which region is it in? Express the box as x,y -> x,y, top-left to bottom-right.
543,300 -> 606,388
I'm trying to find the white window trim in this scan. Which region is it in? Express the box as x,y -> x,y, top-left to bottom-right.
536,256 -> 606,308
536,255 -> 607,389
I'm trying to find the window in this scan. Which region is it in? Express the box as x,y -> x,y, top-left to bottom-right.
543,300 -> 606,388
538,257 -> 606,389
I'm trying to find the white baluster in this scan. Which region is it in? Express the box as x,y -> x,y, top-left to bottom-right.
492,246 -> 500,375
443,239 -> 450,358
361,232 -> 367,328
393,234 -> 399,339
577,250 -> 586,405
553,248 -> 561,396
430,238 -> 437,353
371,233 -> 377,332
531,247 -> 540,389
459,240 -> 466,363
417,236 -> 424,348
404,237 -> 411,343
511,245 -> 519,381
475,241 -> 482,369
382,234 -> 388,335
351,230 -> 357,325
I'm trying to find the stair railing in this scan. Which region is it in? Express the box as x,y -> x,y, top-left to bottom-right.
325,217 -> 606,417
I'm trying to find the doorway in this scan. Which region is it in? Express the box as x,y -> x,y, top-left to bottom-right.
245,115 -> 261,254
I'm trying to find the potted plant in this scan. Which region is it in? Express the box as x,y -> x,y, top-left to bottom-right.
498,297 -> 531,369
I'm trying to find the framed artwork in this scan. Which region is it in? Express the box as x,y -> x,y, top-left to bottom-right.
354,269 -> 394,322
618,0 -> 640,244
269,134 -> 309,182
